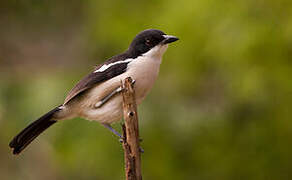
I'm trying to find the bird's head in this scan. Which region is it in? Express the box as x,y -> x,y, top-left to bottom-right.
128,29 -> 179,58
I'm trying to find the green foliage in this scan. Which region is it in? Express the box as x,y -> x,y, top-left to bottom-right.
0,0 -> 292,179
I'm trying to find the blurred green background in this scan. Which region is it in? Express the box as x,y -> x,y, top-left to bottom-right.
1,0 -> 292,179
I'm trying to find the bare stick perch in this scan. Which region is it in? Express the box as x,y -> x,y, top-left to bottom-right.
121,77 -> 142,180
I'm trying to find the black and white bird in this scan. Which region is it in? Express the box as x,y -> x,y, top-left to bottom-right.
9,29 -> 179,154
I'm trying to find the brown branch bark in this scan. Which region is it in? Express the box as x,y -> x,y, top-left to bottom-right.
121,77 -> 142,180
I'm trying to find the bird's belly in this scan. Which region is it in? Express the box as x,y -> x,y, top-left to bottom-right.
80,95 -> 123,124
77,57 -> 161,124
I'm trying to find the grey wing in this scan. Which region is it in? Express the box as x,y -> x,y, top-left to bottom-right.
64,61 -> 130,105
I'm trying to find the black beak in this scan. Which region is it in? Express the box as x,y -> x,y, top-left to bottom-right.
162,35 -> 179,44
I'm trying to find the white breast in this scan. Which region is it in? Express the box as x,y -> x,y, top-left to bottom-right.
127,57 -> 161,103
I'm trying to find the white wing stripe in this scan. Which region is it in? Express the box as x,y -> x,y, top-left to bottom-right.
94,59 -> 133,73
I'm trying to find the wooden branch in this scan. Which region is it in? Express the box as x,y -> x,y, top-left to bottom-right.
121,77 -> 142,180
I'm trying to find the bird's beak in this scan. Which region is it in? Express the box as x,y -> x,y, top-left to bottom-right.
162,35 -> 179,44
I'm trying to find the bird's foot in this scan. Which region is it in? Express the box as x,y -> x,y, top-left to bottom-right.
119,137 -> 144,153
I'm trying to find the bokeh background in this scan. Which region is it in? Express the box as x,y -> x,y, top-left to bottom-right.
1,0 -> 292,179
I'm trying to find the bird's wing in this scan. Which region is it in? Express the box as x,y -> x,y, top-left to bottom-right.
64,57 -> 132,105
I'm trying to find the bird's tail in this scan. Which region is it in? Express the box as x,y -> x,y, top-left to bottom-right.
9,106 -> 62,155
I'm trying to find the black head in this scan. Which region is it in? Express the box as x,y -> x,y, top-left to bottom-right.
128,29 -> 178,57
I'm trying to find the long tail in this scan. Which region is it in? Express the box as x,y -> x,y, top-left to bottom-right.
9,106 -> 61,155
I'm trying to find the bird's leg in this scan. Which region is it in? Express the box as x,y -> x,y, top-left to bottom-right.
99,79 -> 143,151
102,123 -> 123,140
95,79 -> 136,108
103,123 -> 144,153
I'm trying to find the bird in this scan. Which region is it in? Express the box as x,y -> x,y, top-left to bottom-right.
9,29 -> 179,155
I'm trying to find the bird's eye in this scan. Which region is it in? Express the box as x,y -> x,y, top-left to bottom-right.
145,39 -> 151,46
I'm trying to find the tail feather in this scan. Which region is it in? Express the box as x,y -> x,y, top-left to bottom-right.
9,106 -> 61,155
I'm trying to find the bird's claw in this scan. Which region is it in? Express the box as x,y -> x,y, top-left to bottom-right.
119,137 -> 144,153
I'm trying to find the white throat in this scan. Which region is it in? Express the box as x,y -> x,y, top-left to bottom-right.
141,44 -> 169,60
